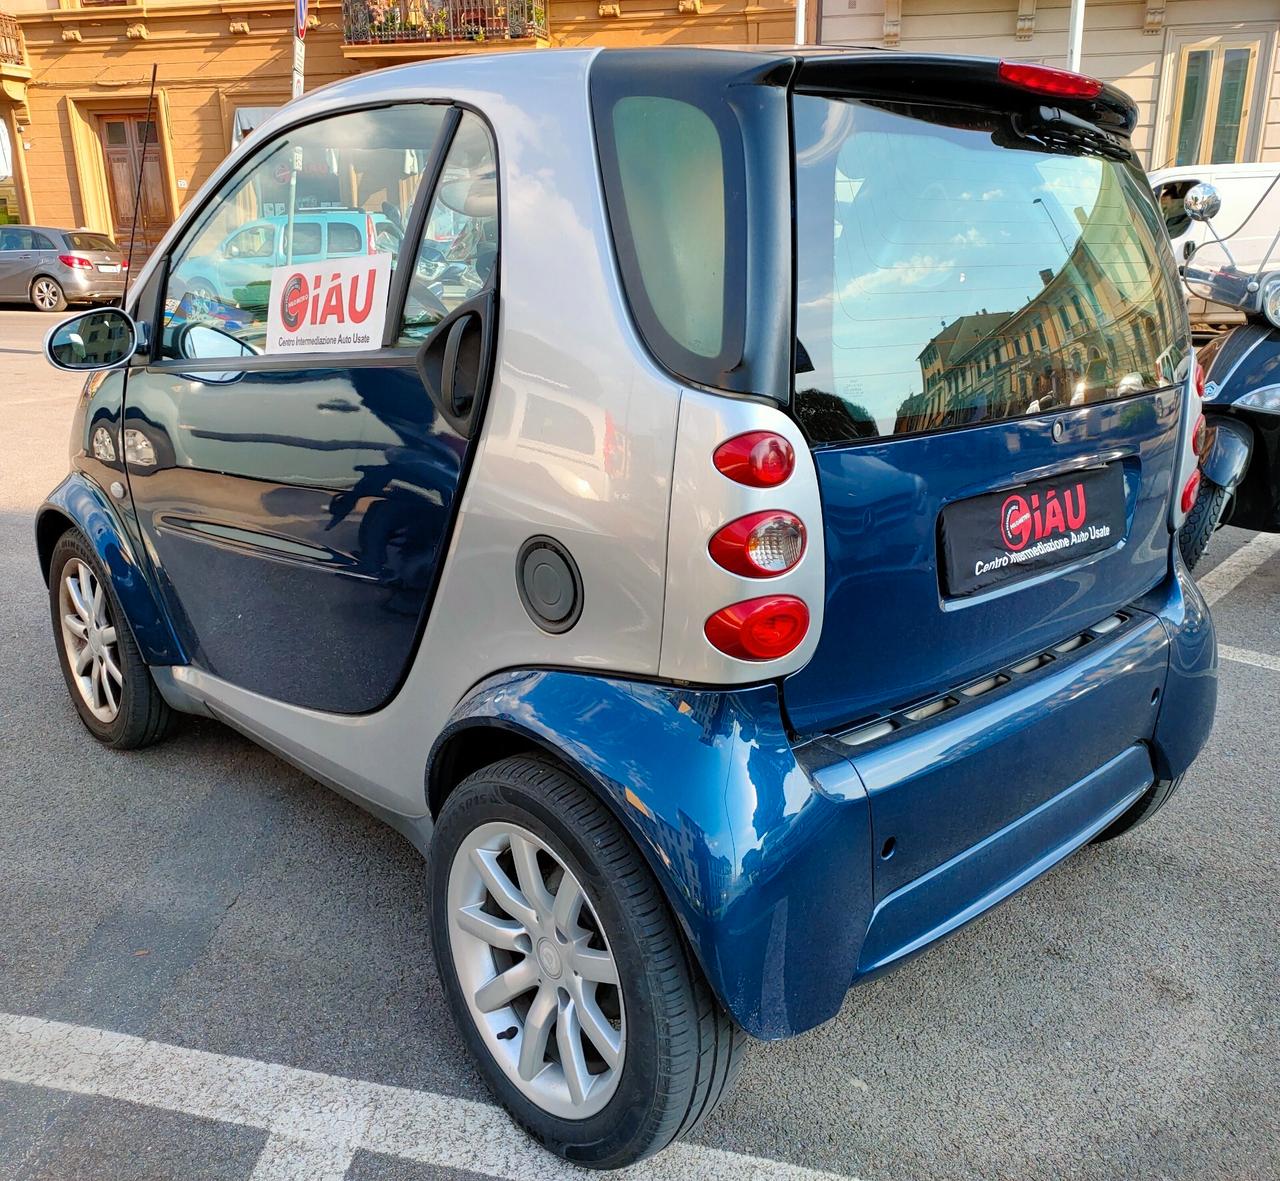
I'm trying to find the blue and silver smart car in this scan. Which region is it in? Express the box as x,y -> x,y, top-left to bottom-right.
39,48 -> 1216,1167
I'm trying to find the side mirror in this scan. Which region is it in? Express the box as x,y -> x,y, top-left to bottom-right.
45,308 -> 137,372
1183,182 -> 1222,223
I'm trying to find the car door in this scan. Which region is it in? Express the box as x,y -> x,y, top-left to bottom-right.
0,228 -> 34,298
121,104 -> 501,714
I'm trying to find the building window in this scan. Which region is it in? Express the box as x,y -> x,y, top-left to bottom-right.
1171,40 -> 1260,166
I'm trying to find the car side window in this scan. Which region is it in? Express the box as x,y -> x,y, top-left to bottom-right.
1,229 -> 33,251
31,233 -> 56,251
225,225 -> 276,259
398,113 -> 498,345
159,103 -> 447,359
1155,179 -> 1200,239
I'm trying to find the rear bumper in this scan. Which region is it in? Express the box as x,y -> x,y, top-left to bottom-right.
59,269 -> 126,301
441,563 -> 1215,1040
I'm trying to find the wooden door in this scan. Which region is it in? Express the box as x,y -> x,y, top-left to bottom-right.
99,114 -> 169,265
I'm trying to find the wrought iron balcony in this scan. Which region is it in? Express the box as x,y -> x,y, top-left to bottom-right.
342,0 -> 547,47
1,13 -> 26,67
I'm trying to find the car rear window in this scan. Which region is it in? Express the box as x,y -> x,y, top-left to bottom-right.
327,221 -> 362,255
793,95 -> 1189,444
64,232 -> 118,252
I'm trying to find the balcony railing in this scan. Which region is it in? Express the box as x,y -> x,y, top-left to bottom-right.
1,13 -> 25,67
342,0 -> 547,46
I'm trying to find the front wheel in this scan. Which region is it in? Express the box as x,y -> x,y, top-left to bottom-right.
1178,474 -> 1231,570
48,531 -> 173,749
430,756 -> 745,1168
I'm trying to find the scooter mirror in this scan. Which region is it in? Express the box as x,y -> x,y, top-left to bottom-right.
1183,182 -> 1222,223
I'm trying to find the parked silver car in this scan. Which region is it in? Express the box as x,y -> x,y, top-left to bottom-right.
0,225 -> 127,311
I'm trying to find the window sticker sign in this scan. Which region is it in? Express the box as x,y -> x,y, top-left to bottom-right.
265,253 -> 391,354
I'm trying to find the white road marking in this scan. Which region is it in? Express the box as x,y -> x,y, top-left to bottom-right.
248,1134 -> 355,1181
1220,644 -> 1280,674
1197,533 -> 1280,607
0,1012 -> 866,1181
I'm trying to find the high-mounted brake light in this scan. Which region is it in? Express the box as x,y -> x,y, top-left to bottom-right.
1181,469 -> 1202,515
705,595 -> 810,661
713,432 -> 795,488
709,511 -> 806,577
998,61 -> 1104,99
58,254 -> 93,270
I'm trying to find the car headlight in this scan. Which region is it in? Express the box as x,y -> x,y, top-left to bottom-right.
1236,384 -> 1280,415
1261,273 -> 1280,328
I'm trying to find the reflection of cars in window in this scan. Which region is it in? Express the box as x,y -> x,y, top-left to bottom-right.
169,210 -> 387,312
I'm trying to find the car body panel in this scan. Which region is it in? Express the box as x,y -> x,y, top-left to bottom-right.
782,388 -> 1180,735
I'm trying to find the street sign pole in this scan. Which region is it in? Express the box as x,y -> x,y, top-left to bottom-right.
292,0 -> 307,99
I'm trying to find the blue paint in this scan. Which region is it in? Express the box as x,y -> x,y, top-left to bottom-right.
122,361 -> 468,714
784,390 -> 1179,734
37,474 -> 186,665
441,554 -> 1214,1039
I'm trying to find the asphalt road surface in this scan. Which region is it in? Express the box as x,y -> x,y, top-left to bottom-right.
1,306 -> 1277,1181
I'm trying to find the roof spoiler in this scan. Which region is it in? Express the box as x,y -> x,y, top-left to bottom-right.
792,54 -> 1137,140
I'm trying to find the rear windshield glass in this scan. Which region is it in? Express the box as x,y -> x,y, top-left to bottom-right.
793,96 -> 1189,444
64,232 -> 118,252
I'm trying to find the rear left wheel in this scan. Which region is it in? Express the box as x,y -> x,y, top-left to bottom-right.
31,276 -> 67,313
430,755 -> 745,1168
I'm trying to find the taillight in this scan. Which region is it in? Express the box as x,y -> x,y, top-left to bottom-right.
1192,413 -> 1207,457
366,214 -> 377,255
998,60 -> 1104,99
709,511 -> 805,577
121,259 -> 128,270
1181,469 -> 1202,515
713,432 -> 795,488
58,254 -> 93,270
704,595 -> 809,661
1194,360 -> 1206,398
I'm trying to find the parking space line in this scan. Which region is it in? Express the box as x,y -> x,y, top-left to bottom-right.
0,1013 -> 865,1181
1220,644 -> 1280,674
248,1134 -> 355,1181
1197,533 -> 1280,607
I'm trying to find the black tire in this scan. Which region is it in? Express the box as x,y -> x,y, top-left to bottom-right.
1178,474 -> 1231,570
1090,775 -> 1184,843
430,755 -> 746,1168
30,275 -> 67,313
48,530 -> 173,750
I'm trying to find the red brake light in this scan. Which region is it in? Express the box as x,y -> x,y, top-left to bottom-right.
709,511 -> 806,577
713,432 -> 795,488
366,214 -> 377,255
1194,360 -> 1206,398
1181,469 -> 1202,515
58,254 -> 93,270
998,61 -> 1103,99
704,595 -> 809,661
121,259 -> 128,270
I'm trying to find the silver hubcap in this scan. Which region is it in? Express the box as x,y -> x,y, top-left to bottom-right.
33,279 -> 60,309
447,822 -> 625,1119
59,558 -> 122,724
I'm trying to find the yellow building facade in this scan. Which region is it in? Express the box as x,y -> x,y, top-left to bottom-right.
0,0 -> 798,254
